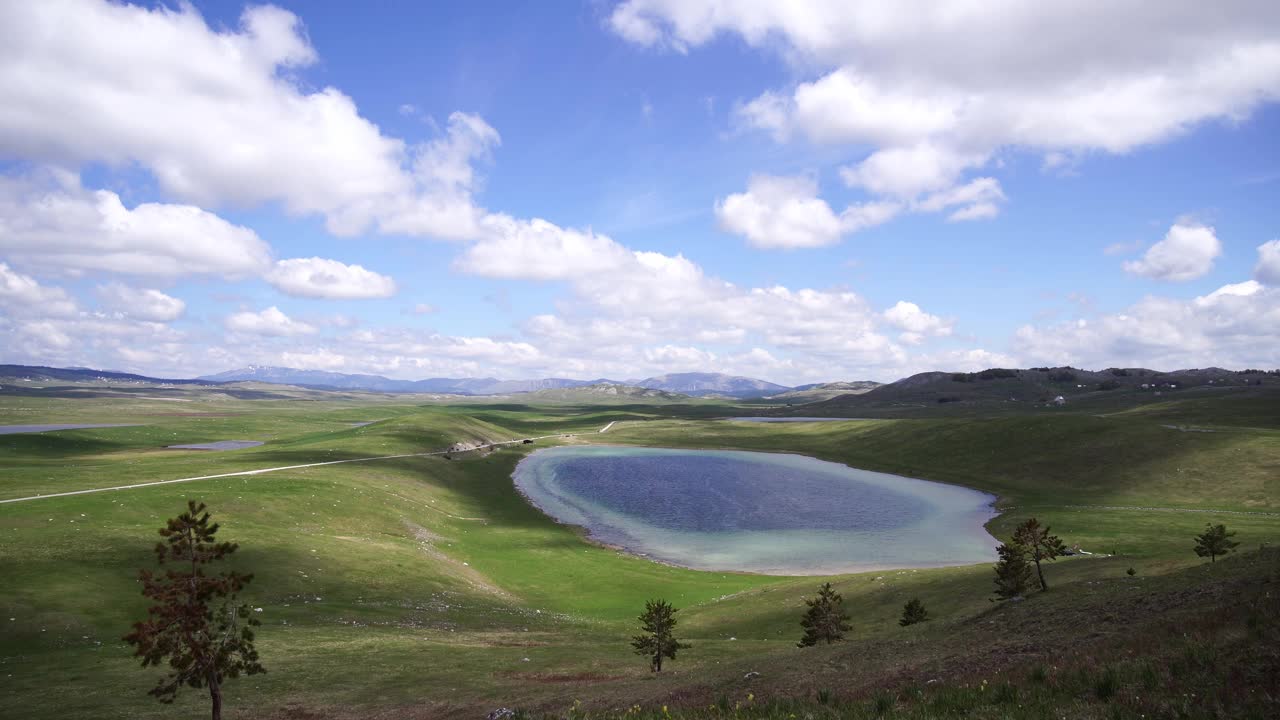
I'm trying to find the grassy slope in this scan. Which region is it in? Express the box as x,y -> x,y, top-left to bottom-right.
0,389 -> 1277,718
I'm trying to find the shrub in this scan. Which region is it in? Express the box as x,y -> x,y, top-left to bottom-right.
873,690 -> 896,715
1094,668 -> 1119,700
899,598 -> 929,626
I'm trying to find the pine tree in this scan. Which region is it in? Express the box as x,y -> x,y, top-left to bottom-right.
899,597 -> 929,626
1194,523 -> 1240,563
631,599 -> 689,672
124,501 -> 264,720
798,582 -> 851,646
1011,518 -> 1066,591
993,542 -> 1035,600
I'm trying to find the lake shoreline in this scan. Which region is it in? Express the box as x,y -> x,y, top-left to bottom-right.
512,445 -> 1000,577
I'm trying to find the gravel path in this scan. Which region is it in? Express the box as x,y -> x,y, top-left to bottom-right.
0,427 -> 601,505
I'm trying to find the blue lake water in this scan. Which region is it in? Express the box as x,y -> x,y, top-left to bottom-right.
514,446 -> 999,575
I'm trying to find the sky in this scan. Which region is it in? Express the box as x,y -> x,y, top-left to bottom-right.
1,0 -> 1278,385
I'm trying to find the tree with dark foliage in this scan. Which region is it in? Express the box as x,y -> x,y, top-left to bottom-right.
798,582 -> 851,646
993,542 -> 1035,599
631,599 -> 689,672
124,501 -> 264,720
1011,518 -> 1066,591
1194,523 -> 1240,563
899,597 -> 929,626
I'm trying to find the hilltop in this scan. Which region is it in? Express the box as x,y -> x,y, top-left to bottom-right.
765,381 -> 881,403
504,383 -> 694,403
805,366 -> 1279,413
635,372 -> 789,398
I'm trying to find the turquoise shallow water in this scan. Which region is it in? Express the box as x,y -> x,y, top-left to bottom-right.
513,446 -> 999,575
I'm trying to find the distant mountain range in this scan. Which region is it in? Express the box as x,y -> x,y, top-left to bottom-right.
3,363 -> 1272,405
633,372 -> 790,398
195,367 -> 804,398
197,366 -> 614,395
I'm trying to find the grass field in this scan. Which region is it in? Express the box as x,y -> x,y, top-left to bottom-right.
1,386 -> 1277,718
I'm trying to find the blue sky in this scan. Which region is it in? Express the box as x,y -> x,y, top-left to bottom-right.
1,1 -> 1278,384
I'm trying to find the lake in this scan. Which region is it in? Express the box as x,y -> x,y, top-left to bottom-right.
513,446 -> 999,575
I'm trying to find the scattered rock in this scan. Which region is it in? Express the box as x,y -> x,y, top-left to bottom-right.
487,709 -> 516,720
744,671 -> 760,680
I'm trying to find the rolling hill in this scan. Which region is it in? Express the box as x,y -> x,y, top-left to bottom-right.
807,366 -> 1278,413
765,380 -> 881,402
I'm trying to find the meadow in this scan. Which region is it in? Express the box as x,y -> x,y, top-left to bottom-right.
1,385 -> 1277,718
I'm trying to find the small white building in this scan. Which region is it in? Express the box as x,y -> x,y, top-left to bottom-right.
1052,395 -> 1067,406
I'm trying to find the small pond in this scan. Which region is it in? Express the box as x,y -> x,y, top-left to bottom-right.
514,446 -> 998,575
0,423 -> 141,435
167,440 -> 265,451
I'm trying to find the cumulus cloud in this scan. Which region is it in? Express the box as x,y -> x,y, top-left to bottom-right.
454,216 -> 632,279
0,262 -> 78,317
449,211 -> 963,379
1123,223 -> 1223,281
225,307 -> 317,337
882,301 -> 954,344
1256,239 -> 1280,285
0,172 -> 273,278
715,175 -> 850,248
0,2 -> 498,241
714,169 -> 999,249
1015,280 -> 1280,369
266,258 -> 397,299
614,1 -> 1280,225
1,311 -> 192,376
96,283 -> 185,322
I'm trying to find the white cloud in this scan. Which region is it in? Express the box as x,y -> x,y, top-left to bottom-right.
883,301 -> 954,344
1123,223 -> 1223,281
1016,281 -> 1280,369
1194,280 -> 1262,306
789,70 -> 960,147
1,311 -> 191,375
839,143 -> 986,199
0,262 -> 78,317
715,175 -> 847,248
914,177 -> 1006,221
448,211 -> 964,379
614,1 -> 1280,226
947,203 -> 1000,222
266,258 -> 397,299
1256,239 -> 1280,285
225,307 -> 317,337
96,283 -> 185,321
0,172 -> 272,278
0,2 -> 499,241
454,216 -> 632,279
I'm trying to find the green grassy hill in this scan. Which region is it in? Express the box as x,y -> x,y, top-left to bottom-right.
1,389 -> 1277,719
